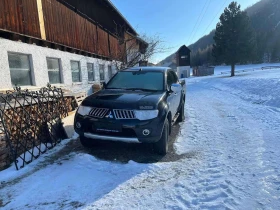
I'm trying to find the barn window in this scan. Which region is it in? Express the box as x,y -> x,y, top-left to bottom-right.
99,64 -> 105,81
87,63 -> 95,81
8,53 -> 33,86
108,65 -> 113,79
71,61 -> 81,82
47,58 -> 62,84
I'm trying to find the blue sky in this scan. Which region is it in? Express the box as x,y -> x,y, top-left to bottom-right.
111,0 -> 260,63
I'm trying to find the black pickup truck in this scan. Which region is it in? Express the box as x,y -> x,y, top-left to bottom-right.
74,67 -> 186,155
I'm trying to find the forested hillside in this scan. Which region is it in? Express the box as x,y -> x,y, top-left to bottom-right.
158,0 -> 280,66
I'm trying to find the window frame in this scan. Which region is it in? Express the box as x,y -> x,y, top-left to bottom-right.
70,60 -> 81,83
8,52 -> 33,87
46,57 -> 62,84
87,63 -> 95,82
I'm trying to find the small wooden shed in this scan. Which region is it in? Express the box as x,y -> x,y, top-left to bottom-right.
176,45 -> 191,67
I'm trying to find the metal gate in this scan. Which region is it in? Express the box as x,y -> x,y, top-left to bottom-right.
0,85 -> 68,170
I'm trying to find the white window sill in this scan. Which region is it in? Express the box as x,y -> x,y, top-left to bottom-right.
72,82 -> 83,85
88,81 -> 96,84
50,83 -> 64,87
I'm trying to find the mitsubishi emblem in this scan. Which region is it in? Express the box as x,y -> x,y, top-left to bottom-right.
105,111 -> 114,119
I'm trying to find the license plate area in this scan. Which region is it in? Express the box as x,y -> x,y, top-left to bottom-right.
93,122 -> 122,133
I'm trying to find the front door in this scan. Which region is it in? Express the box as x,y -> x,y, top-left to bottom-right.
170,71 -> 182,117
167,71 -> 181,119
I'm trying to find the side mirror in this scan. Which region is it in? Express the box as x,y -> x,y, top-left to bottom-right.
170,83 -> 180,92
101,81 -> 106,89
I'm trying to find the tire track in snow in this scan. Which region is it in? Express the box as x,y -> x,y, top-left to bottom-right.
85,76 -> 280,210
175,97 -> 242,210
176,78 -> 280,209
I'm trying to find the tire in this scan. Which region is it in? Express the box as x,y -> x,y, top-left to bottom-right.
153,119 -> 169,155
177,100 -> 185,122
80,135 -> 98,148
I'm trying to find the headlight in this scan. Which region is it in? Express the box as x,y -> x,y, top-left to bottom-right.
134,110 -> 159,120
77,106 -> 92,116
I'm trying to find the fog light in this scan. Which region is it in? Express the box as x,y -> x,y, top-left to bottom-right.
142,129 -> 150,136
76,122 -> 81,129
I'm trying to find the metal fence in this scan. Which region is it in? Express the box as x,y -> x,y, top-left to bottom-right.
0,85 -> 68,170
220,66 -> 280,75
193,66 -> 215,76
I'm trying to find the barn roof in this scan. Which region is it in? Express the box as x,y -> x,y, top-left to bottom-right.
177,45 -> 191,52
60,0 -> 138,36
106,0 -> 137,35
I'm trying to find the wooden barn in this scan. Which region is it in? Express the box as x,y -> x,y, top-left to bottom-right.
176,45 -> 191,67
176,45 -> 191,78
0,0 -> 147,93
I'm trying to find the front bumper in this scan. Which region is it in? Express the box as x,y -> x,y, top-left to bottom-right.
74,111 -> 166,143
84,132 -> 139,143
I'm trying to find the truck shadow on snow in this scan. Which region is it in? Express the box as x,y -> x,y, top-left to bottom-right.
0,123 -> 196,209
72,122 -> 194,163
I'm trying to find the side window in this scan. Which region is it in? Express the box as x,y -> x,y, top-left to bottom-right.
170,71 -> 178,83
71,61 -> 81,82
108,65 -> 112,79
8,53 -> 33,86
87,63 -> 95,82
99,64 -> 105,81
47,58 -> 62,84
167,71 -> 174,87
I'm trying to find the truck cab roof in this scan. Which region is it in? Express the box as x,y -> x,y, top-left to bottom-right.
123,67 -> 171,72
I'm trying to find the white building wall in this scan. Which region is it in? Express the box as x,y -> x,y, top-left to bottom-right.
0,38 -> 117,94
177,66 -> 191,78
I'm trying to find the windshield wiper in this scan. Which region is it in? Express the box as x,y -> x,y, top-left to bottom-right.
105,87 -> 126,90
124,88 -> 158,92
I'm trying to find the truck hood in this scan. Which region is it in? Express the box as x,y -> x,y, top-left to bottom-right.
81,89 -> 165,110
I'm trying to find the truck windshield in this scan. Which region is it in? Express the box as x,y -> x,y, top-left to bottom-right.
106,71 -> 164,91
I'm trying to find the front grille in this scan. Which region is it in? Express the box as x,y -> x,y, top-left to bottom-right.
89,107 -> 109,118
113,109 -> 136,119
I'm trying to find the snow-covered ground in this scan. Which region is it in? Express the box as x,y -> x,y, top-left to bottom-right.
0,66 -> 280,209
214,63 -> 280,75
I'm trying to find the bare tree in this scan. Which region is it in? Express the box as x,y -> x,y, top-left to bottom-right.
137,34 -> 168,66
110,26 -> 168,70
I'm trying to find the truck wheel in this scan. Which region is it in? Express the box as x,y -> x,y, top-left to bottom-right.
153,120 -> 169,155
177,100 -> 185,122
80,135 -> 98,148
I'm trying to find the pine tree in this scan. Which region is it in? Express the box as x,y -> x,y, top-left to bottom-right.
271,40 -> 280,62
212,2 -> 255,76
